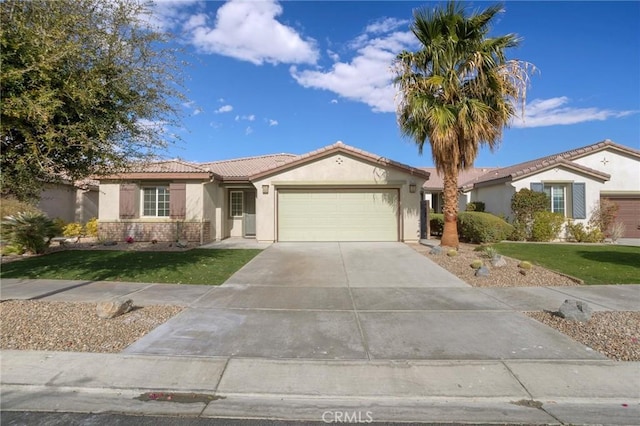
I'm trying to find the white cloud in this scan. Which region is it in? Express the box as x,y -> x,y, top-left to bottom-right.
327,49 -> 340,62
235,114 -> 255,121
291,28 -> 417,113
143,0 -> 202,31
330,99 -> 338,104
511,97 -> 637,128
245,126 -> 253,135
187,0 -> 319,65
268,119 -> 279,126
215,105 -> 233,114
364,17 -> 410,35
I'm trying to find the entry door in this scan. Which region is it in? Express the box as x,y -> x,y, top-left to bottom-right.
244,191 -> 256,237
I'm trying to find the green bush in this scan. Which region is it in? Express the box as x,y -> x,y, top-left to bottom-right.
85,217 -> 99,237
508,220 -> 528,241
531,211 -> 565,242
457,212 -> 514,244
511,189 -> 549,239
465,201 -> 485,212
52,218 -> 66,236
430,213 -> 444,236
1,212 -> 58,254
565,221 -> 604,243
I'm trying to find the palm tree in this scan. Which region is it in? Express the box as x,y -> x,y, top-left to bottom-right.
394,1 -> 533,247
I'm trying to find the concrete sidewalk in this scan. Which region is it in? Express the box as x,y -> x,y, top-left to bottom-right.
2,351 -> 639,424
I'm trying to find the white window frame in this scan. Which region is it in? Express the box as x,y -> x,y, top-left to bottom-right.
544,184 -> 566,216
229,191 -> 244,218
142,186 -> 170,217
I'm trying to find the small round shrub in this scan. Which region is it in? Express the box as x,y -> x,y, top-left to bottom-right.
85,217 -> 99,237
63,222 -> 84,237
457,212 -> 514,244
531,211 -> 565,242
430,213 -> 444,236
446,249 -> 458,257
518,261 -> 533,270
470,259 -> 483,269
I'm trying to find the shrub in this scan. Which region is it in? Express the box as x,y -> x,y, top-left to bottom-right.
609,221 -> 625,243
565,221 -> 604,243
85,217 -> 99,237
1,197 -> 43,219
511,189 -> 549,239
531,211 -> 565,242
430,213 -> 444,236
446,249 -> 458,257
1,212 -> 58,254
508,220 -> 528,241
470,259 -> 483,269
589,199 -> 619,235
457,212 -> 514,244
465,201 -> 485,212
63,222 -> 84,237
52,218 -> 66,236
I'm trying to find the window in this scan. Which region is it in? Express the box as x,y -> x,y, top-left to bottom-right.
143,187 -> 170,217
543,184 -> 566,216
230,191 -> 243,217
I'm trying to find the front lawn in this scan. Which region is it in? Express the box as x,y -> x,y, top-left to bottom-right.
491,243 -> 640,285
0,249 -> 262,285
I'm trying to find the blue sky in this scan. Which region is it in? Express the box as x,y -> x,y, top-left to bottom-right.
148,0 -> 640,168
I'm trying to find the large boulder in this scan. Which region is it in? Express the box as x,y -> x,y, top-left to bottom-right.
557,299 -> 592,322
96,298 -> 133,319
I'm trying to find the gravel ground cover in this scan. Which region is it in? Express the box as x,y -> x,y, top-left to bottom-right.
526,311 -> 640,361
0,301 -> 183,353
409,242 -> 580,287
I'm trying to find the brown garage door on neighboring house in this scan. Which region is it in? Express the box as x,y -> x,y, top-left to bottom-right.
602,196 -> 640,238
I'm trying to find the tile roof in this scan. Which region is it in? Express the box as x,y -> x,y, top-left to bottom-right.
250,141 -> 430,180
420,167 -> 499,190
199,154 -> 298,179
470,139 -> 636,187
130,159 -> 211,174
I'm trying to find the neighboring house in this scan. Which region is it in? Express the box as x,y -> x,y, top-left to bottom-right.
462,140 -> 640,238
37,178 -> 99,224
421,167 -> 499,213
96,142 -> 430,243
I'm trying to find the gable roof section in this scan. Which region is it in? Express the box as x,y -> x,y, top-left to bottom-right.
471,139 -> 639,188
200,154 -> 298,182
250,141 -> 430,181
420,167 -> 499,191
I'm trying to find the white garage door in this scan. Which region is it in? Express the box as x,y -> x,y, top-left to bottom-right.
278,189 -> 398,241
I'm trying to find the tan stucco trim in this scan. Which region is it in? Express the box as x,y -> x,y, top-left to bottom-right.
600,191 -> 640,197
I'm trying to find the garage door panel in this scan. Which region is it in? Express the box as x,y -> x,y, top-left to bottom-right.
278,189 -> 398,242
603,197 -> 640,238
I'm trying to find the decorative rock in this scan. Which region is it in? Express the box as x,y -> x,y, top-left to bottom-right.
176,240 -> 188,248
557,299 -> 592,322
475,266 -> 490,277
96,298 -> 133,319
429,246 -> 442,255
491,256 -> 507,268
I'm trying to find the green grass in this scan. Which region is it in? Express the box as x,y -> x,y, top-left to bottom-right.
492,243 -> 640,285
0,249 -> 262,285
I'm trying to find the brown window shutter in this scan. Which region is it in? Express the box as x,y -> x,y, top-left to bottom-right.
170,183 -> 186,219
119,184 -> 139,219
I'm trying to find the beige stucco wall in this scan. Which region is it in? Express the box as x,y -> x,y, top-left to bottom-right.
98,182 -> 121,221
252,153 -> 426,242
184,182 -> 203,220
38,183 -> 77,223
75,189 -> 99,223
572,148 -> 640,192
472,183 -> 515,220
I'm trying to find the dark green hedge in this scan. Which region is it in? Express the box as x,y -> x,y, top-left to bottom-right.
429,212 -> 513,243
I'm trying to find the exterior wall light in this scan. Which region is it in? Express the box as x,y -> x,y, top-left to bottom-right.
262,185 -> 269,195
409,182 -> 417,193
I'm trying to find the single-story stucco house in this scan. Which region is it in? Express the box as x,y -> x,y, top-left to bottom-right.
97,142 -> 430,243
422,140 -> 639,238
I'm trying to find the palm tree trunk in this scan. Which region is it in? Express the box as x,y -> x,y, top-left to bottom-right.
441,168 -> 460,248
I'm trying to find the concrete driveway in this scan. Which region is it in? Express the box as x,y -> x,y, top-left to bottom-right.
124,242 -> 605,361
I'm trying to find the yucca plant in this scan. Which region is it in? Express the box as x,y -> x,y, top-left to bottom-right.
1,212 -> 58,254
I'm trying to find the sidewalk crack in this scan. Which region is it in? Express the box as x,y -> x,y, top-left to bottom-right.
340,243 -> 371,361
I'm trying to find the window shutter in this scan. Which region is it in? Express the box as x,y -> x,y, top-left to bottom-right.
572,182 -> 586,219
119,184 -> 139,219
530,182 -> 544,192
170,183 -> 186,219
